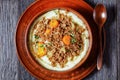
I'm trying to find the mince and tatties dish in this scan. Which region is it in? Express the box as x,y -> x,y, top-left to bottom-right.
28,9 -> 90,71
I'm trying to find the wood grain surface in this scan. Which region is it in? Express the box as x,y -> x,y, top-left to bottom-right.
0,0 -> 119,80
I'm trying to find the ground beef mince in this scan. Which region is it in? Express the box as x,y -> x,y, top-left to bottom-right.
34,13 -> 84,68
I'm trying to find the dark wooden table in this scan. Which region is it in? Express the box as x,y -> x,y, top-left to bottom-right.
0,0 -> 119,80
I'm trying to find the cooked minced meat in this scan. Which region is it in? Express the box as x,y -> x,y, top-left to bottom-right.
33,13 -> 84,67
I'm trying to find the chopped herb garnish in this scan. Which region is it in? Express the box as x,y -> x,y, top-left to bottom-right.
48,43 -> 52,46
34,34 -> 39,39
54,10 -> 58,15
39,44 -> 44,47
70,33 -> 75,37
70,33 -> 76,44
66,49 -> 70,52
71,38 -> 76,44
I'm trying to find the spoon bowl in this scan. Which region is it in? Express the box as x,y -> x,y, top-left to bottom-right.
93,4 -> 107,27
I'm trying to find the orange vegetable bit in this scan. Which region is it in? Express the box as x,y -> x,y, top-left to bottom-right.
45,29 -> 51,35
37,47 -> 46,58
49,19 -> 59,28
62,35 -> 71,45
36,42 -> 46,57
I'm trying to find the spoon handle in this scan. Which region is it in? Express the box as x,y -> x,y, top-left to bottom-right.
97,27 -> 103,70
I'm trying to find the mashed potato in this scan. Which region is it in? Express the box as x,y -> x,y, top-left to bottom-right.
29,9 -> 89,71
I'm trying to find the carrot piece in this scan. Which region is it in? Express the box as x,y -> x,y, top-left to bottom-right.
62,35 -> 71,45
36,42 -> 46,57
37,47 -> 46,57
49,19 -> 59,28
39,42 -> 44,44
45,29 -> 51,35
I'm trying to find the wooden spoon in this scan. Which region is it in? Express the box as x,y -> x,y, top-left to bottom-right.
93,3 -> 107,70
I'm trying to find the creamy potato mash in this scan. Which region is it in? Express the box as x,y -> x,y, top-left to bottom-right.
28,9 -> 89,71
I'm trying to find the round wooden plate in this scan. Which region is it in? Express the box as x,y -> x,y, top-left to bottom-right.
15,0 -> 105,79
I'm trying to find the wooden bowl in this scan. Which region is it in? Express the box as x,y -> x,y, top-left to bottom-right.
15,0 -> 101,79
25,7 -> 93,73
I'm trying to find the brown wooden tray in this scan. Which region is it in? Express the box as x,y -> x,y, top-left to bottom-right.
15,0 -> 105,79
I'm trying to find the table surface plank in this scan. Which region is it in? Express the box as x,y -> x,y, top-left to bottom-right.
117,0 -> 120,80
0,0 -> 119,80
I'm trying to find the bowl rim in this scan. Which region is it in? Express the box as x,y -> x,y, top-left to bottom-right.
24,7 -> 93,73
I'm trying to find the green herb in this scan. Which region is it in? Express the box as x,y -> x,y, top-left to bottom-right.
54,10 -> 58,15
70,33 -> 75,37
48,43 -> 52,46
34,34 -> 39,39
70,33 -> 76,44
39,44 -> 44,47
66,49 -> 70,52
71,38 -> 76,44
